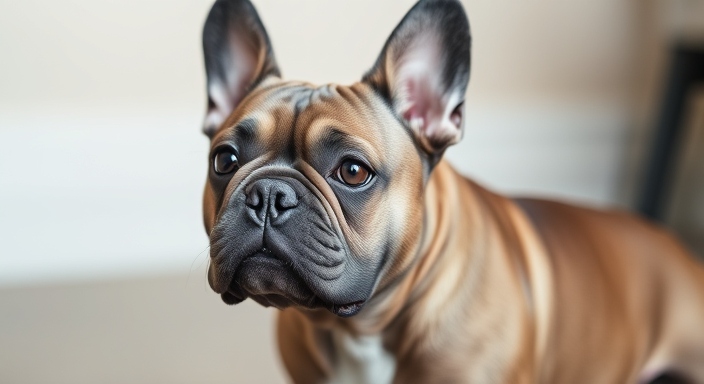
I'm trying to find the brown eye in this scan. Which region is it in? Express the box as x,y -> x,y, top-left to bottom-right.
213,149 -> 238,175
336,160 -> 372,187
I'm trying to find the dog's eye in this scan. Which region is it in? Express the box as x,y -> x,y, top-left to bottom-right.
336,160 -> 372,187
213,149 -> 239,175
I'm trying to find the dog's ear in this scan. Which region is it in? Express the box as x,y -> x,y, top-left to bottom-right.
202,0 -> 280,138
363,0 -> 470,160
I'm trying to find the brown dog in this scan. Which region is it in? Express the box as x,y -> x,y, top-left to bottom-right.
199,0 -> 704,382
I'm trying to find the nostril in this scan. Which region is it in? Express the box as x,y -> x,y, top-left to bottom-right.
274,191 -> 298,211
246,189 -> 263,210
244,179 -> 298,225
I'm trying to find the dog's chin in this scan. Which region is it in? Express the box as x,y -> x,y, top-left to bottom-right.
220,252 -> 365,318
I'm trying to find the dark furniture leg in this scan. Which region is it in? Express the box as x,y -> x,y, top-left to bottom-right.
638,44 -> 704,221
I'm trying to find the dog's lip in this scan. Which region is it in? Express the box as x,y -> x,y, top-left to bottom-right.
220,248 -> 282,304
328,300 -> 366,317
220,248 -> 367,317
253,246 -> 276,259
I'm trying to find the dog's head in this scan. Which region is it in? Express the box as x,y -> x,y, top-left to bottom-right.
201,0 -> 470,317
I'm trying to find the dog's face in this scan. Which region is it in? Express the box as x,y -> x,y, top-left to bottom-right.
205,80 -> 426,317
201,0 -> 470,317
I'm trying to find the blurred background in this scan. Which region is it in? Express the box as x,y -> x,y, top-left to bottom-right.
1,0 -> 703,383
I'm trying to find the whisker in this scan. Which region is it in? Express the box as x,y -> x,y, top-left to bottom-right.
185,244 -> 211,289
204,258 -> 211,292
197,246 -> 213,270
190,245 -> 212,271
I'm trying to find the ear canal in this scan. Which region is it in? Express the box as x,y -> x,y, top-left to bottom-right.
202,0 -> 280,138
363,0 -> 471,156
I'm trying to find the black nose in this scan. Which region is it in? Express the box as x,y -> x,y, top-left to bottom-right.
245,179 -> 299,226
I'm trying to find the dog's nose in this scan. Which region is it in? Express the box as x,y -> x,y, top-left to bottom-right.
245,179 -> 299,226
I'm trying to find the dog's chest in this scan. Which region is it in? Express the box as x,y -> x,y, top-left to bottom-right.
327,331 -> 396,384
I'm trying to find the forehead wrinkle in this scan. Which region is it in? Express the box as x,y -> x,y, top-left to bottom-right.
234,117 -> 257,141
217,78 -> 284,131
348,82 -> 392,118
330,86 -> 389,144
220,82 -> 316,152
263,103 -> 296,152
318,128 -> 380,163
228,80 -> 314,120
212,79 -> 318,140
308,84 -> 336,104
304,118 -> 383,169
339,106 -> 389,161
283,87 -> 315,160
294,84 -> 402,170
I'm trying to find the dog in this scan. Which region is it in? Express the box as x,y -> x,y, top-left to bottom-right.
199,0 -> 704,382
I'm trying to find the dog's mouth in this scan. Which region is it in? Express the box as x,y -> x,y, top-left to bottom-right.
218,247 -> 365,317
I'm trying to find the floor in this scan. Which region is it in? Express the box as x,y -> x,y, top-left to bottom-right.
0,274 -> 287,384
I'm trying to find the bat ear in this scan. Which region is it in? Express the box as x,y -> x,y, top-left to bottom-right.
363,0 -> 471,159
202,0 -> 280,138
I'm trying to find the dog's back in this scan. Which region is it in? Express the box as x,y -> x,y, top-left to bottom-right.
517,198 -> 704,383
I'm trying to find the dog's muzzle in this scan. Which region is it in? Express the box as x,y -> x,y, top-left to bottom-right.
207,170 -> 370,317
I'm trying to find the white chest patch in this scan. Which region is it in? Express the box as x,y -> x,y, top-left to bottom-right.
327,330 -> 396,384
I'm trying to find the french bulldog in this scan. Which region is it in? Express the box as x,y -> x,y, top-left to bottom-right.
199,0 -> 704,382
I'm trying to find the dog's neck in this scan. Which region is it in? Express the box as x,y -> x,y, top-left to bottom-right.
352,161 -> 481,328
